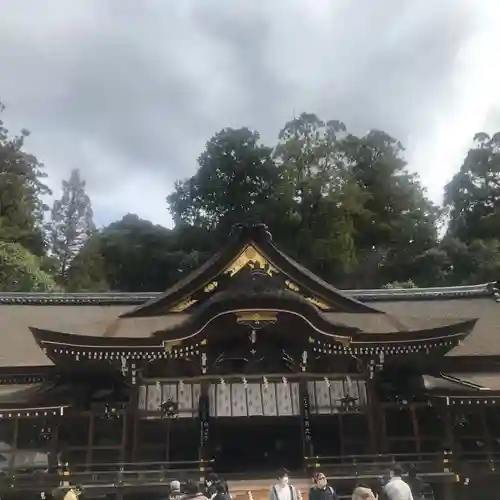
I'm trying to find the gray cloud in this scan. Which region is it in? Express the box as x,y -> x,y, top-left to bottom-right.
0,0 -> 497,226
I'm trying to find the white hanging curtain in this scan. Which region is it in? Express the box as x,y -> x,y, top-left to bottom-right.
140,382 -> 201,418
308,378 -> 368,413
247,383 -> 264,416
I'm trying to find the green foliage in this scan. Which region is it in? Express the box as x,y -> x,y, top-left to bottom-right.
48,168 -> 96,283
167,128 -> 281,235
70,214 -> 214,292
1,94 -> 500,293
339,130 -> 440,287
0,101 -> 51,256
0,241 -> 59,292
445,132 -> 500,242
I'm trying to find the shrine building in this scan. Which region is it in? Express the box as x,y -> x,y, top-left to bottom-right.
0,223 -> 500,498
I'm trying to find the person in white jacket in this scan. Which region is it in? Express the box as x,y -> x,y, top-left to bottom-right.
384,466 -> 414,500
268,469 -> 299,500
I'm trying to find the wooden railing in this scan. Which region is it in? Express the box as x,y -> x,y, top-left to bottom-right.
0,451 -> 497,492
0,459 -> 207,492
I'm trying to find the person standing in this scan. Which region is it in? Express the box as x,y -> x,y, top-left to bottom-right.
184,480 -> 210,500
352,486 -> 376,500
406,465 -> 425,500
212,481 -> 231,500
309,472 -> 338,500
204,473 -> 219,499
169,480 -> 183,500
384,466 -> 414,500
268,469 -> 299,500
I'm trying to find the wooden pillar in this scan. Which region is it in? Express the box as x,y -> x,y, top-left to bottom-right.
86,413 -> 94,471
298,379 -> 314,471
440,398 -> 456,479
9,417 -> 19,473
49,418 -> 60,473
129,384 -> 139,463
198,382 -> 211,481
120,412 -> 127,464
410,405 -> 421,456
480,406 -> 493,469
366,377 -> 382,453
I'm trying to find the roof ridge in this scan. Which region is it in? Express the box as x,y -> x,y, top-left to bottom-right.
0,282 -> 495,306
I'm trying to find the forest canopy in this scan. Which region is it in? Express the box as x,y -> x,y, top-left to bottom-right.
1,101 -> 499,293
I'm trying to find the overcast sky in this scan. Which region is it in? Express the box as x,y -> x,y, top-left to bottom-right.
1,0 -> 500,228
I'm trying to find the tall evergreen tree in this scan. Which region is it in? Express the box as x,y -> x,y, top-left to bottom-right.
49,169 -> 95,284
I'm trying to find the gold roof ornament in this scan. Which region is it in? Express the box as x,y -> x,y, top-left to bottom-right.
305,296 -> 330,310
204,281 -> 218,293
224,245 -> 278,277
285,280 -> 300,292
169,298 -> 197,312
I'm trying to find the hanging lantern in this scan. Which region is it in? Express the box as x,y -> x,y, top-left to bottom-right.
282,376 -> 288,386
242,377 -> 248,389
156,380 -> 161,390
179,380 -> 184,391
220,377 -> 226,388
263,376 -> 269,389
324,377 -> 331,389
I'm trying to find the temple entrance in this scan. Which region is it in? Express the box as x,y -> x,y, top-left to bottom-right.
211,417 -> 303,474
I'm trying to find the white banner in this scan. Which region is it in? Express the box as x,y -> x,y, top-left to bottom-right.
139,382 -> 201,418
307,378 -> 367,413
208,382 -> 300,417
139,378 -> 366,417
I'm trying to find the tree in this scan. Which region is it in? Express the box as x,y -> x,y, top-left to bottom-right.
338,130 -> 441,287
273,113 -> 366,280
0,101 -> 51,255
65,233 -> 110,292
444,132 -> 500,242
167,128 -> 284,237
0,241 -> 59,292
69,214 -> 207,292
49,169 -> 95,284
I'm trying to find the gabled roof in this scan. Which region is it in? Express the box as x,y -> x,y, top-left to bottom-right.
120,223 -> 383,317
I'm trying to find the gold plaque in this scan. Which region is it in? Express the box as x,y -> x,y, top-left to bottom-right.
235,311 -> 278,324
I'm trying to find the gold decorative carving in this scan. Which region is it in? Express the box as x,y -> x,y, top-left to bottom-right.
235,311 -> 278,326
224,245 -> 277,277
163,339 -> 182,352
305,296 -> 330,310
169,298 -> 197,312
204,281 -> 218,293
285,280 -> 300,292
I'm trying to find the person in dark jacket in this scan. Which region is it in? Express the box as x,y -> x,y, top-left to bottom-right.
407,465 -> 425,500
204,473 -> 219,499
184,480 -> 209,500
309,472 -> 338,500
212,481 -> 231,500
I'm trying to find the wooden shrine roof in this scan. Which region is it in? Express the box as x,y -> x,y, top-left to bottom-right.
0,223 -> 498,368
0,286 -> 498,368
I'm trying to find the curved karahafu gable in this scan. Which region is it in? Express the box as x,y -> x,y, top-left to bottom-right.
120,223 -> 383,318
28,296 -> 477,366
